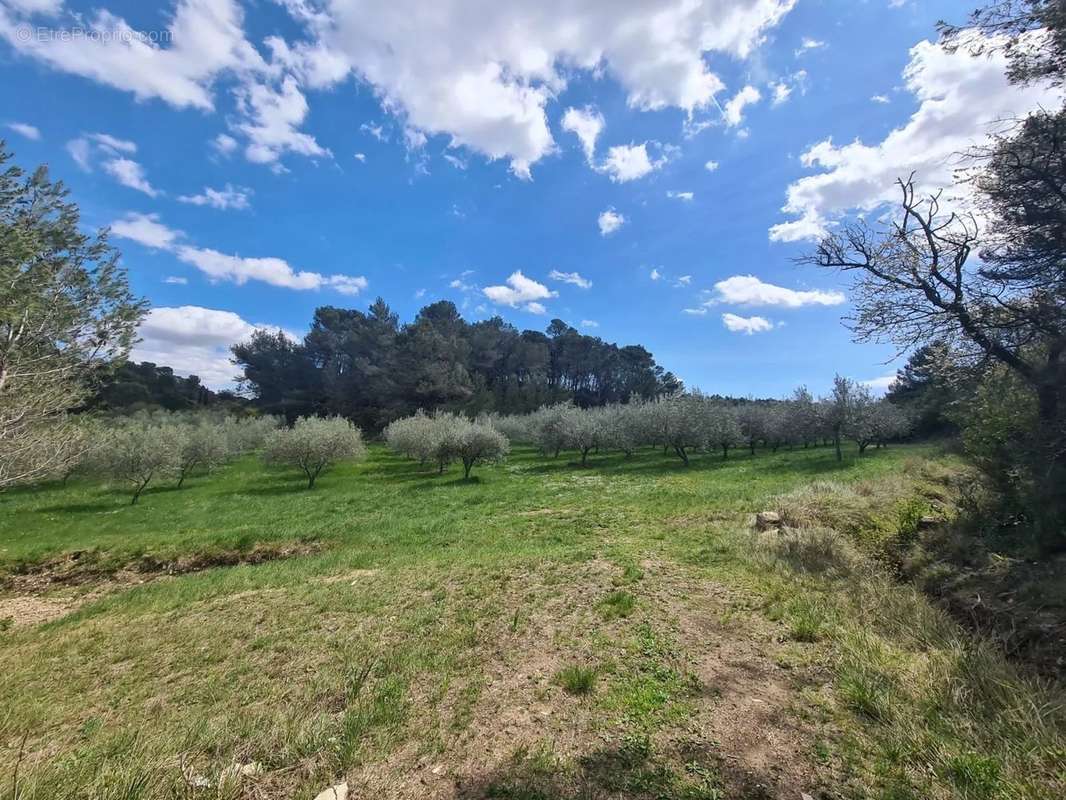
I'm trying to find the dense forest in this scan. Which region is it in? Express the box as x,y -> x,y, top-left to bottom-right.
230,299 -> 682,430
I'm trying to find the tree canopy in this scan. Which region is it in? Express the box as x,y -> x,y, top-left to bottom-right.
233,300 -> 681,429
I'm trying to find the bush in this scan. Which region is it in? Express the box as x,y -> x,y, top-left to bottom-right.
263,416 -> 366,488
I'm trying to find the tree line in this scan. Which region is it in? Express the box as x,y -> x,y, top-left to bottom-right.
231,301 -> 682,431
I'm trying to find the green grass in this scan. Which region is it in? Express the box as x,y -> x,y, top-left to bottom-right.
555,665 -> 597,695
0,442 -> 1063,800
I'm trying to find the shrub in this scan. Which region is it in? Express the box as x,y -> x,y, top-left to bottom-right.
263,416 -> 366,488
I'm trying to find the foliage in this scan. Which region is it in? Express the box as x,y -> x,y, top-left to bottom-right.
93,420 -> 186,504
263,416 -> 366,488
0,146 -> 145,488
233,301 -> 681,429
88,361 -> 247,413
386,412 -> 509,478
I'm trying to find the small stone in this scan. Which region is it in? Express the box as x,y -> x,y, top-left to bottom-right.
313,782 -> 348,800
755,511 -> 782,531
240,762 -> 265,777
917,516 -> 938,530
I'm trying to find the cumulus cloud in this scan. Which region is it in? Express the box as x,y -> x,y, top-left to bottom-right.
279,0 -> 796,176
723,84 -> 761,126
561,105 -> 605,162
704,159 -> 719,172
710,274 -> 845,307
0,0 -> 266,110
2,1 -> 799,176
110,212 -> 367,294
482,270 -> 557,312
164,276 -> 188,285
667,190 -> 694,201
722,312 -> 773,334
177,184 -> 252,210
580,319 -> 599,328
598,208 -> 626,236
548,269 -> 592,289
599,142 -> 669,182
5,121 -> 40,140
212,133 -> 239,155
102,157 -> 160,196
770,32 -> 1063,242
111,212 -> 183,249
650,268 -> 662,280
235,76 -> 330,165
132,305 -> 291,388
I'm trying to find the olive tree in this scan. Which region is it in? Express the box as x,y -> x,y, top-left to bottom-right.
177,422 -> 230,487
448,417 -> 509,478
564,406 -> 605,466
263,416 -> 366,488
705,404 -> 743,459
0,147 -> 145,488
96,421 -> 186,504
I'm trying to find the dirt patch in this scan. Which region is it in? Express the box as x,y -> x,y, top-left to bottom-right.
1,541 -> 323,596
0,595 -> 74,628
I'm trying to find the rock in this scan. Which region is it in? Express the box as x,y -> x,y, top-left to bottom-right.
755,511 -> 782,531
240,762 -> 265,777
917,515 -> 938,530
313,783 -> 348,800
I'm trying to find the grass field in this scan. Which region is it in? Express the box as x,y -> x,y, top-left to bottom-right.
1,444 -> 1064,799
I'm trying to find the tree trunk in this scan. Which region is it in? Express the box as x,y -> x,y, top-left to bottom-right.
834,432 -> 842,462
722,444 -> 729,460
463,459 -> 473,479
581,447 -> 590,466
177,468 -> 187,489
749,442 -> 756,456
131,474 -> 152,505
674,445 -> 689,466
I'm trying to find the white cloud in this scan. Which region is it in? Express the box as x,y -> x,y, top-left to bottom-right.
212,133 -> 239,155
722,312 -> 773,334
132,305 -> 289,388
236,76 -> 330,165
862,374 -> 898,392
0,0 -> 267,110
650,268 -> 662,280
89,132 -> 136,153
483,270 -> 556,312
599,141 -> 668,182
723,85 -> 760,127
164,276 -> 188,285
580,319 -> 599,328
871,94 -> 890,104
102,157 -> 160,196
770,82 -> 791,106
771,32 -> 1063,242
177,184 -> 252,210
667,190 -> 694,201
360,122 -> 388,142
548,269 -> 592,289
5,121 -> 40,140
110,211 -> 367,294
66,138 -> 91,170
175,246 -> 366,293
354,151 -> 367,162
4,1 -> 64,14
710,274 -> 845,307
561,105 -> 605,162
288,0 -> 795,177
683,307 -> 708,316
675,275 -> 692,286
770,71 -> 805,106
704,159 -> 719,172
2,1 -> 800,178
794,37 -> 825,57
598,207 -> 626,236
111,212 -> 183,249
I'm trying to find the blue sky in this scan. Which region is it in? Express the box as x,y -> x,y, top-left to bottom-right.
1,0 -> 1052,396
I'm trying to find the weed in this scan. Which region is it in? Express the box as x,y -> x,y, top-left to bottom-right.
555,665 -> 597,696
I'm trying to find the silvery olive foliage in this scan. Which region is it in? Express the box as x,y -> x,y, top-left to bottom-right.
93,420 -> 187,505
263,416 -> 367,488
386,412 -> 509,478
